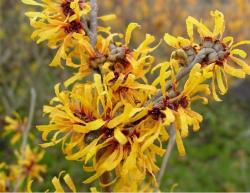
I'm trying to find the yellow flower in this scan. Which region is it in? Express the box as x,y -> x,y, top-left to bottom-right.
155,64 -> 210,156
64,33 -> 116,87
3,113 -> 34,145
22,0 -> 115,69
0,173 -> 7,192
165,10 -> 250,101
0,163 -> 9,192
64,23 -> 159,88
22,0 -> 91,67
164,16 -> 200,67
51,172 -> 76,193
27,171 -> 81,193
151,60 -> 178,96
186,10 -> 225,40
109,23 -> 160,80
103,72 -> 157,105
10,145 -> 46,182
37,74 -> 168,191
37,81 -> 108,150
170,65 -> 209,156
187,10 -> 250,101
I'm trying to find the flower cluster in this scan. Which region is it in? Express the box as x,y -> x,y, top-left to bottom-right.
0,146 -> 46,191
21,0 -> 250,191
3,113 -> 34,144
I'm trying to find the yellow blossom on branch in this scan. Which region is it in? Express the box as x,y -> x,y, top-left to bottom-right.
10,145 -> 46,183
3,113 -> 34,145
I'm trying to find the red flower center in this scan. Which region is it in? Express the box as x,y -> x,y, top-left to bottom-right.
64,21 -> 83,33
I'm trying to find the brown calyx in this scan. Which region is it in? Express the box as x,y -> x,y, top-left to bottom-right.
64,21 -> 84,33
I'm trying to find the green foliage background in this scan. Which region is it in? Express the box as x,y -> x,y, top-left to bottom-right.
0,0 -> 250,191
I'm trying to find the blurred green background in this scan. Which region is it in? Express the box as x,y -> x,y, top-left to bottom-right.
0,0 -> 250,191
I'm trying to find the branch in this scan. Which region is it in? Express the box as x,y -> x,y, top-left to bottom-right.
157,125 -> 176,185
21,88 -> 36,152
13,88 -> 36,192
90,0 -> 98,46
146,47 -> 215,105
81,16 -> 91,36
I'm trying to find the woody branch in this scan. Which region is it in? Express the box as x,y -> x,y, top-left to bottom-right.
90,0 -> 98,46
13,88 -> 36,192
148,47 -> 216,105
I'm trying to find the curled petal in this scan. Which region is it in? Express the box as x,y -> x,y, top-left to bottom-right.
114,128 -> 128,145
175,129 -> 186,156
125,23 -> 140,46
224,63 -> 245,78
211,10 -> 225,37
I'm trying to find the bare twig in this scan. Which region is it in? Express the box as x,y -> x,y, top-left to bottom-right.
90,0 -> 98,46
13,88 -> 36,192
157,125 -> 176,185
81,16 -> 91,36
89,1 -> 113,191
21,88 -> 36,152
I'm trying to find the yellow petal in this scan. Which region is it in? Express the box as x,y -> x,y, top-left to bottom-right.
223,36 -> 234,46
125,23 -> 140,46
186,17 -> 194,41
211,10 -> 224,37
230,56 -> 250,75
52,177 -> 64,192
107,104 -> 141,128
63,174 -> 76,193
135,34 -> 158,55
163,108 -> 175,125
64,73 -> 88,87
212,74 -> 222,102
149,144 -> 165,156
122,142 -> 138,176
90,187 -> 99,193
141,128 -> 160,152
175,129 -> 186,156
164,33 -> 178,48
151,63 -> 163,73
191,96 -> 208,104
224,63 -> 245,78
73,119 -> 105,133
230,49 -> 247,59
98,14 -> 116,21
73,33 -> 95,56
178,108 -> 188,138
186,16 -> 212,37
21,0 -> 44,6
216,67 -> 227,95
114,128 -> 128,145
26,180 -> 33,193
231,40 -> 250,49
49,44 -> 65,67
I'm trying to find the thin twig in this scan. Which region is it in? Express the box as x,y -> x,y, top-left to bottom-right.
81,16 -> 91,36
13,88 -> 36,192
89,1 -> 113,191
21,88 -> 36,152
90,0 -> 98,46
157,125 -> 176,185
